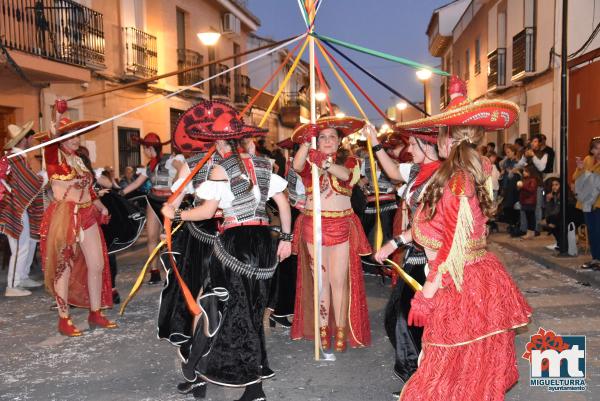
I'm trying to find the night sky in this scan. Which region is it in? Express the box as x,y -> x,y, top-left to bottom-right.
248,0 -> 451,123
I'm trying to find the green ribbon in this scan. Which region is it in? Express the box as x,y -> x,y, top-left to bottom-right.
313,33 -> 450,76
297,0 -> 310,27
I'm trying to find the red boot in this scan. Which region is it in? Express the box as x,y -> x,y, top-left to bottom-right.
58,317 -> 83,337
88,310 -> 118,329
319,326 -> 331,350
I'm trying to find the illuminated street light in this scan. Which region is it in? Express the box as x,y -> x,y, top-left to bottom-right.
197,30 -> 221,46
396,101 -> 408,110
335,112 -> 346,118
416,68 -> 433,81
315,92 -> 327,101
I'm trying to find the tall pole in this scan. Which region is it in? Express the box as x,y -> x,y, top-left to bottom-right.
559,0 -> 569,255
307,0 -> 321,361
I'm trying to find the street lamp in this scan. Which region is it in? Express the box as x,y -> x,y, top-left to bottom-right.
396,101 -> 407,122
416,69 -> 432,115
335,112 -> 346,118
197,30 -> 221,46
315,91 -> 327,102
416,69 -> 432,81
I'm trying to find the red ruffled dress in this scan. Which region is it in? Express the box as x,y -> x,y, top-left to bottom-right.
40,143 -> 113,309
400,171 -> 532,401
291,156 -> 372,347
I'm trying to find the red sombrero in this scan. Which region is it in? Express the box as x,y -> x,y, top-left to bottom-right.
396,76 -> 519,130
132,132 -> 171,148
277,137 -> 294,150
291,116 -> 365,144
35,117 -> 98,140
392,128 -> 439,145
173,100 -> 267,146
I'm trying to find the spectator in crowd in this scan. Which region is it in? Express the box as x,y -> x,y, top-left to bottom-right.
517,134 -> 548,233
487,142 -> 496,155
119,166 -> 137,187
499,145 -> 522,233
539,134 -> 555,174
517,165 -> 542,239
573,137 -> 600,270
272,146 -> 287,178
544,177 -> 582,251
514,137 -> 525,158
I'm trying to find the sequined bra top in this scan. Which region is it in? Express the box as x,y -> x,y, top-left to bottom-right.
298,155 -> 361,197
44,143 -> 96,201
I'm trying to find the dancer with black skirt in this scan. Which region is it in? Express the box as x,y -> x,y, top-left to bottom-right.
161,100 -> 292,401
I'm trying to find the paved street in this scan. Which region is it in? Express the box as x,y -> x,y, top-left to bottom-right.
0,241 -> 598,401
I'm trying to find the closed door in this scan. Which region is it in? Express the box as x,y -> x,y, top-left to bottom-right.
118,127 -> 141,176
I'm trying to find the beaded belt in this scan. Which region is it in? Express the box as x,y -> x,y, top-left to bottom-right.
77,200 -> 93,208
303,208 -> 353,218
364,202 -> 398,214
185,222 -> 278,280
367,193 -> 395,202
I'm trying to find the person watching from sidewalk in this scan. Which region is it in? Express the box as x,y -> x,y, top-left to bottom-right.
574,137 -> 600,270
517,165 -> 541,240
0,121 -> 45,297
543,177 -> 582,252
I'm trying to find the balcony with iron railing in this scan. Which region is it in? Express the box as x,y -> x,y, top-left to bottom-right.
279,91 -> 311,128
123,27 -> 157,79
0,0 -> 105,69
512,27 -> 536,80
210,63 -> 231,98
177,49 -> 204,88
234,73 -> 250,104
488,48 -> 506,90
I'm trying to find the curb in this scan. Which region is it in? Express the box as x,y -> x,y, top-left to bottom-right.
492,240 -> 600,288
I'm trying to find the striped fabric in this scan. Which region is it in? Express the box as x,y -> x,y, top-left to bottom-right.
0,155 -> 44,239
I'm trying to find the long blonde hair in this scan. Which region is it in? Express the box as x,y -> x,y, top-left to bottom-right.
422,126 -> 495,219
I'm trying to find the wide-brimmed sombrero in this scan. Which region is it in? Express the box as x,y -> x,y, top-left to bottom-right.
291,116 -> 365,144
4,120 -> 34,150
173,100 -> 267,147
396,76 -> 519,130
132,132 -> 171,148
392,128 -> 439,145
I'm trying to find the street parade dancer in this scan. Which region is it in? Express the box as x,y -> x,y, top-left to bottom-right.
161,100 -> 292,401
397,77 -> 532,400
0,121 -> 45,297
263,137 -> 305,328
119,132 -> 191,284
290,117 -> 372,352
366,124 -> 440,389
40,116 -> 116,337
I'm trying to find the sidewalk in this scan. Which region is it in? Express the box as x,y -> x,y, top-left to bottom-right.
489,228 -> 600,288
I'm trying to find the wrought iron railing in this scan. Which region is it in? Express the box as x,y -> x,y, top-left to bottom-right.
123,27 -> 157,78
512,27 -> 535,78
0,0 -> 105,68
177,49 -> 204,88
234,73 -> 250,104
210,63 -> 230,98
488,48 -> 506,89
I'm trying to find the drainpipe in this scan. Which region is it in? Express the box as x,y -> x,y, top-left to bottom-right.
558,0 -> 569,256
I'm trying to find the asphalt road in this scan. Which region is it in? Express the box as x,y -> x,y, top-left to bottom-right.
0,242 -> 597,401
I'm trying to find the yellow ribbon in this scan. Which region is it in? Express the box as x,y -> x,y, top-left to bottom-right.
315,39 -> 383,250
385,258 -> 423,292
119,222 -> 184,315
258,37 -> 310,127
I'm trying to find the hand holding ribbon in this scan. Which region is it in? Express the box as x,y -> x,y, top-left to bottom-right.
408,291 -> 435,327
308,149 -> 328,169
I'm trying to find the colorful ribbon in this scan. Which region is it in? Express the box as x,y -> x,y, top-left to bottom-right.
385,258 -> 423,292
315,39 -> 384,250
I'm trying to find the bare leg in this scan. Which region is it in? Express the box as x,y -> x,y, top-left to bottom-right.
146,205 -> 161,270
80,223 -> 105,311
327,241 -> 350,328
54,265 -> 71,318
306,244 -> 332,327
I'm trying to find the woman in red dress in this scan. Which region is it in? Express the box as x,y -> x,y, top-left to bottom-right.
290,117 -> 371,352
41,118 -> 116,337
396,77 -> 532,400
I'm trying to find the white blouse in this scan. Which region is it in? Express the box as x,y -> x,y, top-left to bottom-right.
135,154 -> 194,195
195,173 -> 288,209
